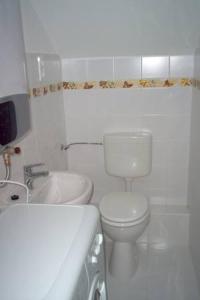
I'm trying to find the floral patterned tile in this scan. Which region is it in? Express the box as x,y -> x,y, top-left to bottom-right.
62,78 -> 192,90
29,78 -> 193,98
30,82 -> 63,97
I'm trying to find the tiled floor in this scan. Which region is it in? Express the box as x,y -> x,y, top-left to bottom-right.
106,242 -> 200,300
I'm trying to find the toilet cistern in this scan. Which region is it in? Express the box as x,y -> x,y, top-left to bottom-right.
103,131 -> 152,192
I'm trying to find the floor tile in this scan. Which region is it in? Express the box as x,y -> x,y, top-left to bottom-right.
105,241 -> 199,300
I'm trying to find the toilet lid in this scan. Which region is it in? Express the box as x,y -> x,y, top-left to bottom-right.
99,192 -> 149,223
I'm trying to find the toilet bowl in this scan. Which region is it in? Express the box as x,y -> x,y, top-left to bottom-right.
100,192 -> 150,278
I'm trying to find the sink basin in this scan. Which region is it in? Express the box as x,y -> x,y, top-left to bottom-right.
31,171 -> 93,205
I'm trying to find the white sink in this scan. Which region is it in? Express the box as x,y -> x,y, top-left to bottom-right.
31,171 -> 93,205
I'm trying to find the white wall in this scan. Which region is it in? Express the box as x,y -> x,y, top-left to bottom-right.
0,0 -> 27,97
0,1 -> 67,202
19,0 -> 200,58
188,48 -> 200,287
20,1 -> 67,172
62,56 -> 192,206
20,0 -> 55,54
25,53 -> 67,171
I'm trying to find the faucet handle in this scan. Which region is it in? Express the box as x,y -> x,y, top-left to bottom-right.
24,163 -> 45,174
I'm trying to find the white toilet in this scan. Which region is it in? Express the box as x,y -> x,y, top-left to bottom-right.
99,131 -> 152,278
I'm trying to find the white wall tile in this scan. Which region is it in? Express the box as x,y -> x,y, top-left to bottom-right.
62,60 -> 192,207
151,140 -> 169,168
62,58 -> 88,81
188,51 -> 200,287
67,145 -> 125,196
42,54 -> 62,83
170,55 -> 194,78
63,86 -> 192,206
64,89 -> 114,117
62,57 -> 114,82
139,206 -> 190,247
30,92 -> 67,171
114,56 -> 141,80
62,55 -> 194,82
87,57 -> 114,81
26,53 -> 62,86
142,56 -> 169,78
26,54 -> 41,87
140,114 -> 190,140
134,166 -> 167,191
194,49 -> 200,79
167,166 -> 188,193
65,116 -> 90,142
167,140 -> 190,168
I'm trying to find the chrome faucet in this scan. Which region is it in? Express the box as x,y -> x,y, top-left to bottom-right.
24,163 -> 49,190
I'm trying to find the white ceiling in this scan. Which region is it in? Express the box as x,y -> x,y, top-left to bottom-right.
20,0 -> 200,57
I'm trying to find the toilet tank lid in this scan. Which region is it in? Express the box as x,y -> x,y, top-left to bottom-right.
99,192 -> 149,223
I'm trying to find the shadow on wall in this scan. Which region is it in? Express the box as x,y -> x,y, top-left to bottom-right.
20,0 -> 56,54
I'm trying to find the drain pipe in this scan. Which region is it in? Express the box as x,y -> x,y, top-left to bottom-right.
0,146 -> 21,188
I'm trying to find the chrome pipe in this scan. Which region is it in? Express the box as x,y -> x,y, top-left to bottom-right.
61,142 -> 103,151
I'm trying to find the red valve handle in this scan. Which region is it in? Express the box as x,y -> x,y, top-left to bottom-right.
14,147 -> 21,154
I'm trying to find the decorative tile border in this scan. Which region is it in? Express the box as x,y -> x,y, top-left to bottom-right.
29,78 -> 193,98
63,78 -> 192,90
29,82 -> 63,97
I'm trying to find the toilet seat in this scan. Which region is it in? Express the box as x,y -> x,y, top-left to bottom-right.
99,192 -> 149,226
101,212 -> 150,227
